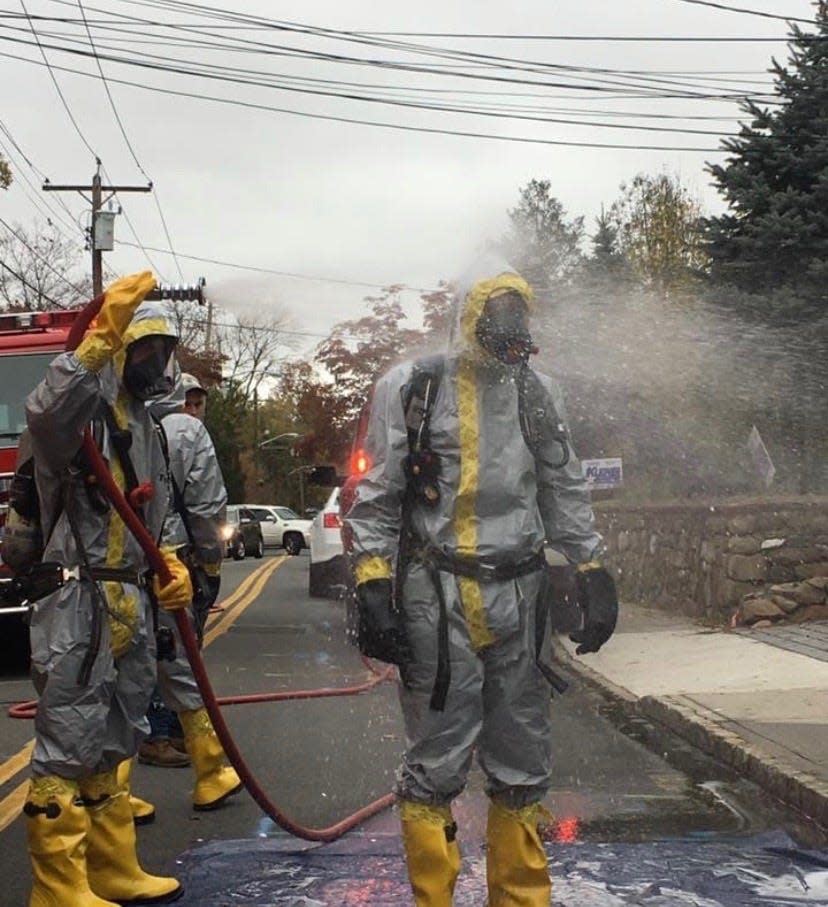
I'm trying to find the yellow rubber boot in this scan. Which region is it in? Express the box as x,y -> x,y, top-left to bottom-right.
115,759 -> 156,826
80,770 -> 182,904
399,800 -> 461,907
25,776 -> 119,907
179,707 -> 242,810
486,800 -> 551,907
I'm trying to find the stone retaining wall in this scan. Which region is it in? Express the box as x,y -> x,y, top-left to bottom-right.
594,496 -> 828,623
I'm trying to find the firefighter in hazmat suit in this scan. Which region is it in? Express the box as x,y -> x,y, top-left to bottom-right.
344,254 -> 617,906
123,371 -> 240,818
23,272 -> 191,907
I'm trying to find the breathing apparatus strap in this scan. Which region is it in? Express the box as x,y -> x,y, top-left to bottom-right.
427,562 -> 451,712
535,569 -> 569,696
152,416 -> 195,547
101,402 -> 147,525
400,356 -> 448,709
517,363 -> 570,469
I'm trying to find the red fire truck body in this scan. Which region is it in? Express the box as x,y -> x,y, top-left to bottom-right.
0,308 -> 82,623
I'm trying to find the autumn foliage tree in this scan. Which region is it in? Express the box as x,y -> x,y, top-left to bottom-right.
609,173 -> 708,297
280,284 -> 452,466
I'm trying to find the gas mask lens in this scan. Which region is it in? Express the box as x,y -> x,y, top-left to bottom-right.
122,335 -> 177,400
475,291 -> 535,364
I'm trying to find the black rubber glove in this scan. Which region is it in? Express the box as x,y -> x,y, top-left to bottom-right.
570,565 -> 618,655
356,578 -> 411,666
189,567 -> 220,646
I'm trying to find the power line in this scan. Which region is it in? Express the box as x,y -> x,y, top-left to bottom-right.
18,0 -> 98,158
0,121 -> 89,240
0,20 -> 768,104
207,319 -> 329,341
672,0 -> 816,24
0,136 -> 80,235
335,33 -> 812,42
37,0 -> 783,103
100,164 -> 169,281
0,46 -> 725,152
0,215 -> 89,296
0,257 -> 61,307
1,12 -> 810,43
10,21 -> 776,89
75,0 -> 185,280
117,240 -> 432,291
12,12 -> 173,285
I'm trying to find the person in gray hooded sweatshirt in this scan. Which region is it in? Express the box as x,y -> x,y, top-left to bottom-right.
23,272 -> 191,906
344,254 -> 617,907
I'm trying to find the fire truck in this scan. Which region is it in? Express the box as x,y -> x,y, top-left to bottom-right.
0,307 -> 82,638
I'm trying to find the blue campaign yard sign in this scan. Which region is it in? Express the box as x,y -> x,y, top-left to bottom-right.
582,458 -> 623,490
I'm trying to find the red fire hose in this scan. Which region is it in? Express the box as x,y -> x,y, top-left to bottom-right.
13,292 -> 397,842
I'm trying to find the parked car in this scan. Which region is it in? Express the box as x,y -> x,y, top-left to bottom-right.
308,404 -> 370,605
308,487 -> 348,599
222,505 -> 264,560
244,505 -> 311,556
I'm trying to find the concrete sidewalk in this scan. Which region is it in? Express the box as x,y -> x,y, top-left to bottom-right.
552,602 -> 828,831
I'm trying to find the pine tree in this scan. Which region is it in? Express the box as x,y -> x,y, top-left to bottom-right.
706,2 -> 828,316
498,179 -> 584,293
582,207 -> 630,289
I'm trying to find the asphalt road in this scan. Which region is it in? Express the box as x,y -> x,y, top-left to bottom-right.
0,552 -> 824,905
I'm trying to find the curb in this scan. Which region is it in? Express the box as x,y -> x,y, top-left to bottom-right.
639,694 -> 828,831
551,635 -> 828,833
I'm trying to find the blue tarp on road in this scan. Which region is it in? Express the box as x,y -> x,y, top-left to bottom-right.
172,831 -> 828,905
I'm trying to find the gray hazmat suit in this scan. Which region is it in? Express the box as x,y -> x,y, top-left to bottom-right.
155,410 -> 227,712
25,300 -> 178,779
345,254 -> 602,810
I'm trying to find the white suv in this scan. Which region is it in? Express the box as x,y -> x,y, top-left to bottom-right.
244,505 -> 311,556
308,487 -> 348,598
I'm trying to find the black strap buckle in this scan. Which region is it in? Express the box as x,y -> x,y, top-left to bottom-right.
23,801 -> 61,819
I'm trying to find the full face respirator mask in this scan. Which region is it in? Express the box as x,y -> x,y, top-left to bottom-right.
475,291 -> 538,365
122,335 -> 177,401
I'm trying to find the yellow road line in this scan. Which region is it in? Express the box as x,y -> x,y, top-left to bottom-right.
205,559 -> 274,627
0,781 -> 27,831
203,556 -> 286,647
0,742 -> 33,786
0,557 -> 285,833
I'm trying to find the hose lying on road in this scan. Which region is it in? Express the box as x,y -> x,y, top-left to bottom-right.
9,291 -> 397,843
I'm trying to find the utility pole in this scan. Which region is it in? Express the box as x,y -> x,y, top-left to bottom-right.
43,159 -> 151,296
253,386 -> 260,491
205,297 -> 214,350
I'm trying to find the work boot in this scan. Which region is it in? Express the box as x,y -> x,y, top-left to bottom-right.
179,707 -> 242,810
485,799 -> 551,907
25,775 -> 119,907
138,740 -> 191,768
399,800 -> 461,907
168,737 -> 187,755
116,759 -> 156,826
80,770 -> 183,904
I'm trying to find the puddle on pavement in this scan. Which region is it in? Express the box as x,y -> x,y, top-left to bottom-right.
590,697 -> 828,849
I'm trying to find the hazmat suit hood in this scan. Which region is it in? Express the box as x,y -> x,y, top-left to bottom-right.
111,299 -> 180,405
452,252 -> 535,361
147,365 -> 185,419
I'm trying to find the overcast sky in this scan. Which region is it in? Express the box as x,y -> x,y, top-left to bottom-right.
0,0 -> 818,355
